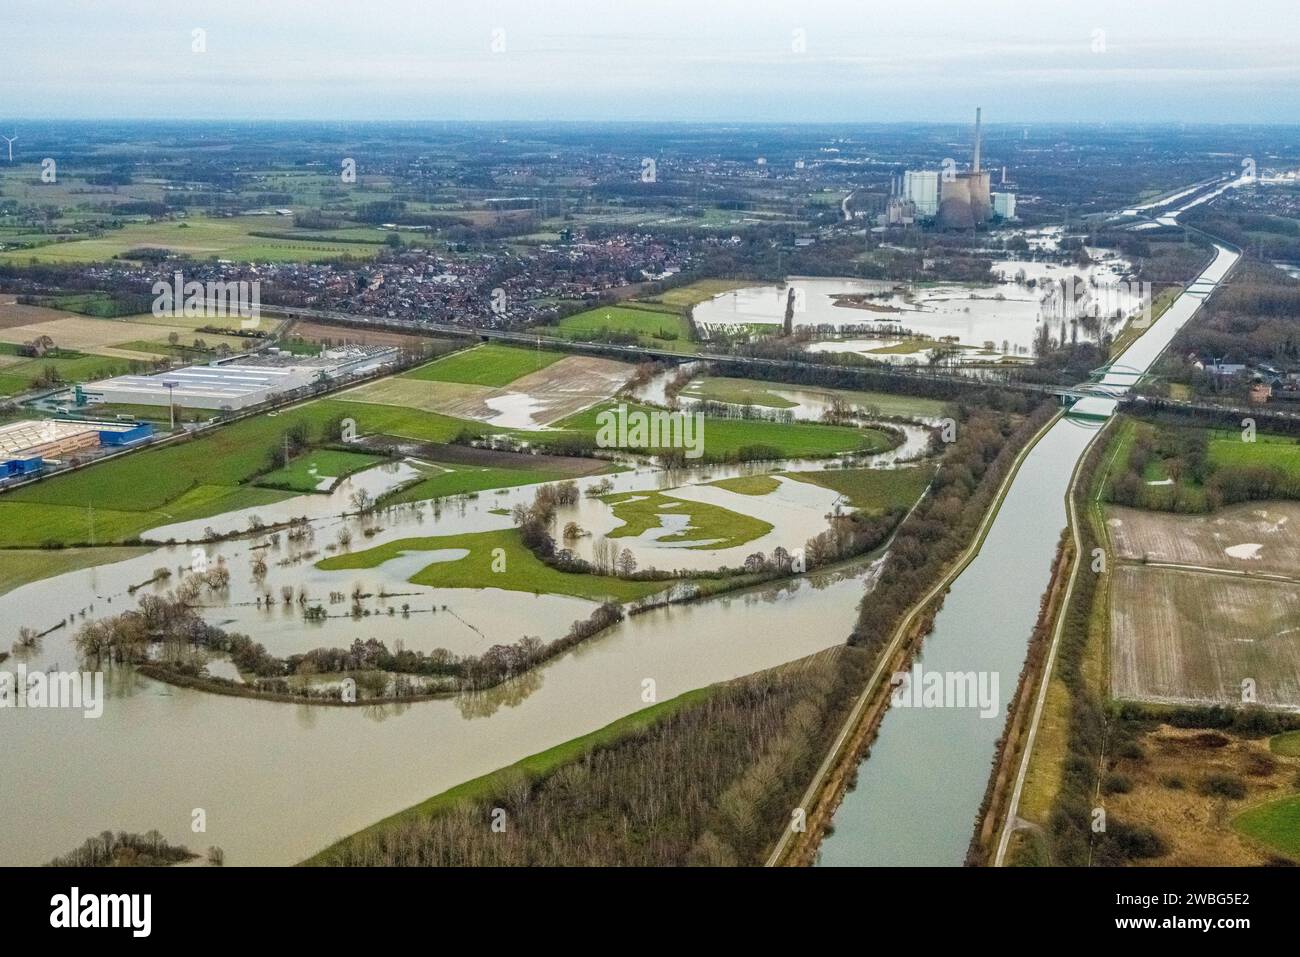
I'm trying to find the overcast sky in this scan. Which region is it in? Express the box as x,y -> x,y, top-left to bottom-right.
5,0 -> 1299,123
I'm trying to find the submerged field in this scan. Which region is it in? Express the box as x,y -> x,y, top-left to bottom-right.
316,527 -> 671,602
601,490 -> 773,550
681,376 -> 951,419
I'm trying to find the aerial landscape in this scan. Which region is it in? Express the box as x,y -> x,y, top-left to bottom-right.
3,0 -> 1298,937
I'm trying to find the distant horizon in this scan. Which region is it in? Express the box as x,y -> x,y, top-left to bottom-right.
7,117 -> 1300,129
6,0 -> 1299,125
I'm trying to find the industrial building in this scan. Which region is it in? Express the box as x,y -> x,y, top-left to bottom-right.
79,347 -> 398,412
937,108 -> 992,228
891,108 -> 1010,229
0,418 -> 153,478
81,364 -> 319,412
902,170 -> 940,218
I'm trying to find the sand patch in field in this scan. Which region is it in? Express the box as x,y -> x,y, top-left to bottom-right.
338,354 -> 634,429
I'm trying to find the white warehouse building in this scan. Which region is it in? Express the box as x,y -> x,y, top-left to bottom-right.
82,364 -> 319,411
991,191 -> 1017,219
902,170 -> 941,218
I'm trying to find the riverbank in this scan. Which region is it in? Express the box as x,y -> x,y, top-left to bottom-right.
769,401 -> 1061,866
304,647 -> 871,866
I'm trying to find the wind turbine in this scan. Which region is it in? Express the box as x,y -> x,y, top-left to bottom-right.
1,133 -> 15,162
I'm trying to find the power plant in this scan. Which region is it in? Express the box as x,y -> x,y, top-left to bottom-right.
888,107 -> 1015,229
937,107 -> 993,228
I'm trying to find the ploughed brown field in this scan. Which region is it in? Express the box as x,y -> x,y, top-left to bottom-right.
1110,565 -> 1300,709
1107,502 -> 1300,578
0,300 -> 79,329
290,319 -> 439,351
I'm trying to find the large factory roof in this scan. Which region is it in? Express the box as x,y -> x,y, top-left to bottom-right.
85,363 -> 317,403
0,418 -> 142,457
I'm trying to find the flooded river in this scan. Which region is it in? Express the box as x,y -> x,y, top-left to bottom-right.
0,557 -> 876,866
0,428 -> 911,864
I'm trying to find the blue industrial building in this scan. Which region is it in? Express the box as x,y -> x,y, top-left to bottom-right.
2,456 -> 44,478
96,422 -> 154,446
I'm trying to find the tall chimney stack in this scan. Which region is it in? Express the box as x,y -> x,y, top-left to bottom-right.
973,107 -> 982,173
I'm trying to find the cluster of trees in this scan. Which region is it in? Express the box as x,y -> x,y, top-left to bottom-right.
806,509 -> 898,567
510,481 -> 579,560
314,646 -> 872,866
1185,204 -> 1300,262
77,572 -> 628,701
686,398 -> 796,425
708,354 -> 967,404
46,830 -> 201,868
588,537 -> 638,577
1106,420 -> 1300,513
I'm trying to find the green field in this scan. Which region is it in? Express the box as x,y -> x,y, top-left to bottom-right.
72,402 -> 211,424
1209,429 -> 1300,474
707,474 -> 781,495
0,547 -> 152,597
0,216 -> 384,265
601,490 -> 772,549
782,466 -> 932,513
39,292 -> 138,318
0,396 -> 557,546
1269,731 -> 1300,757
651,279 -> 754,309
380,464 -> 572,506
1234,794 -> 1300,859
0,401 -> 375,545
0,351 -> 148,395
303,689 -> 710,864
683,377 -> 797,408
541,305 -> 695,353
558,402 -> 894,461
254,449 -> 387,493
682,377 -> 951,419
316,527 -> 671,601
403,344 -> 563,387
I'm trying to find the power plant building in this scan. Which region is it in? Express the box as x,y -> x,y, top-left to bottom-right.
991,191 -> 1017,219
902,170 -> 940,218
894,108 -> 996,228
937,107 -> 992,229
